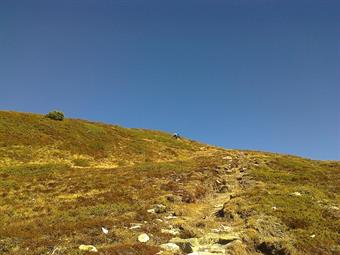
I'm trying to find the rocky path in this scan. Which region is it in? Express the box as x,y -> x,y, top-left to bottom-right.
155,153 -> 256,255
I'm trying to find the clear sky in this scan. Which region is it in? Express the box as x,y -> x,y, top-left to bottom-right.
0,0 -> 339,160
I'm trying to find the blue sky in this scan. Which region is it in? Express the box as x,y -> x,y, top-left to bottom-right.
0,0 -> 339,160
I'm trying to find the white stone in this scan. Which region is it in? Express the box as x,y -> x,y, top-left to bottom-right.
291,192 -> 302,197
138,233 -> 150,243
79,245 -> 98,252
130,223 -> 143,230
164,215 -> 177,219
161,228 -> 181,235
101,227 -> 109,234
160,243 -> 180,252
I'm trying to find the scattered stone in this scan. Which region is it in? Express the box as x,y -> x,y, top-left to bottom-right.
155,204 -> 167,213
101,227 -> 109,234
217,185 -> 229,193
272,206 -> 277,211
195,243 -> 227,254
79,245 -> 98,252
200,233 -> 239,245
215,204 -> 235,221
138,233 -> 150,243
256,241 -> 290,255
170,237 -> 199,253
166,195 -> 175,202
222,156 -> 233,160
160,243 -> 180,252
130,223 -> 143,230
310,234 -> 316,238
164,215 -> 177,220
291,192 -> 302,197
147,208 -> 156,213
211,225 -> 232,233
161,228 -> 181,236
240,167 -> 247,172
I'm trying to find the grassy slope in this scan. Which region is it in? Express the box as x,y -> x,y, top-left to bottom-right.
0,111 -> 339,255
0,111 -> 215,167
247,155 -> 340,254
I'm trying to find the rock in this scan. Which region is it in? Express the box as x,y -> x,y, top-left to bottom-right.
211,225 -> 232,233
166,195 -> 175,202
217,185 -> 229,193
222,156 -> 233,160
272,206 -> 277,211
79,245 -> 98,252
291,192 -> 302,197
196,243 -> 227,254
200,233 -> 239,245
310,234 -> 316,238
155,204 -> 167,213
170,237 -> 199,253
161,228 -> 181,236
215,204 -> 235,221
160,243 -> 180,252
130,223 -> 143,230
138,233 -> 150,243
188,252 -> 224,255
256,241 -> 291,255
101,227 -> 109,234
147,208 -> 156,213
164,215 -> 177,220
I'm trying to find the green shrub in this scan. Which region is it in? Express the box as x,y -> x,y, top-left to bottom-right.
46,111 -> 64,121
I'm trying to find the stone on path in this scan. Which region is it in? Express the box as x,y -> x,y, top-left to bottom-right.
138,233 -> 150,243
79,244 -> 98,252
160,243 -> 180,252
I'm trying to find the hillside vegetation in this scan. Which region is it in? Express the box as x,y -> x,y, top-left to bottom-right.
0,111 -> 339,255
0,111 -> 216,167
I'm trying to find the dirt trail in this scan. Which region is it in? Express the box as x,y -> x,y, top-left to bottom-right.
159,153 -> 255,254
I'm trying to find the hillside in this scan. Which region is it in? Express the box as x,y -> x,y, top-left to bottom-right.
0,111 -> 339,255
0,111 -> 217,167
